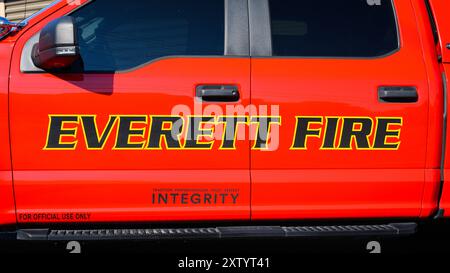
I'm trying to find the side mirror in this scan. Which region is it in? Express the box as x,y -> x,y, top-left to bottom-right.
32,16 -> 80,70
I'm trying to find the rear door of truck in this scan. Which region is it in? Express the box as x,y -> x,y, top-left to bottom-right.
249,0 -> 433,219
9,0 -> 251,224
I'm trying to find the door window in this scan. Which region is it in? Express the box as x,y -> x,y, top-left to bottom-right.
71,0 -> 225,72
269,0 -> 399,57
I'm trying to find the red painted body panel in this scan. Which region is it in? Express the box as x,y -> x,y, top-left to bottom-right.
252,169 -> 424,219
0,0 -> 448,224
14,170 -> 249,223
9,62 -> 251,223
0,42 -> 16,225
10,58 -> 251,171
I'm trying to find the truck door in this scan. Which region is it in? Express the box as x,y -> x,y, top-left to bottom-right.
9,0 -> 251,223
249,0 -> 432,219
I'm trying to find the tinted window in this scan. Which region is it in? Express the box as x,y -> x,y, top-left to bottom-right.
71,0 -> 225,72
269,0 -> 399,57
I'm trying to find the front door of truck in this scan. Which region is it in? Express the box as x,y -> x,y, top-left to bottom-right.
249,0 -> 434,219
9,0 -> 251,223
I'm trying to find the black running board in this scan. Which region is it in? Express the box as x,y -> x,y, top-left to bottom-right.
16,223 -> 417,241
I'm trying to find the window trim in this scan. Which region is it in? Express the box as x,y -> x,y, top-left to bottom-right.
249,0 -> 401,59
21,0 -> 249,74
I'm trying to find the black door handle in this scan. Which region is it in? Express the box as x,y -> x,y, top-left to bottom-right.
378,86 -> 418,103
196,85 -> 240,102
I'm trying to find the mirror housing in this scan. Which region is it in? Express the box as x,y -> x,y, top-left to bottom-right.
32,16 -> 80,70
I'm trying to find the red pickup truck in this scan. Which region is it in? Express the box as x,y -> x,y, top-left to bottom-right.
0,0 -> 449,241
